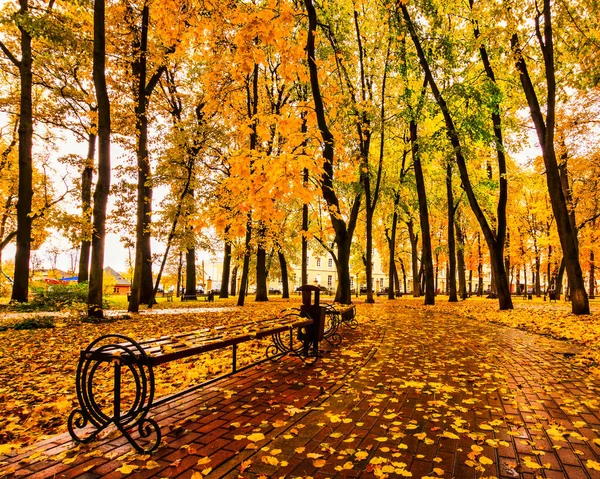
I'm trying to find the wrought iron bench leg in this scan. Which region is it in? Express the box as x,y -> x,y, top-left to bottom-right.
68,334 -> 161,453
267,326 -> 318,364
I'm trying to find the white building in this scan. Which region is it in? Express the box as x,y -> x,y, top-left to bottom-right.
286,249 -> 389,294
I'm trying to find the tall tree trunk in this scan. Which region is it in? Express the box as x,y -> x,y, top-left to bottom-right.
468,269 -> 473,295
434,254 -> 439,294
556,258 -> 565,296
535,253 -> 541,296
78,131 -> 95,283
402,2 -> 513,309
456,220 -> 467,300
129,3 -> 161,311
237,215 -> 252,307
477,233 -> 483,295
360,32 -> 390,305
410,119 -> 434,305
238,64 -> 259,307
220,235 -> 231,298
590,250 -> 595,299
278,250 -> 290,298
185,248 -> 196,299
87,0 -> 111,317
230,265 -> 238,296
399,257 -> 407,294
334,237 -> 354,304
397,262 -> 403,295
10,0 -> 33,303
407,220 -> 420,296
301,168 -> 309,287
255,244 -> 268,302
446,161 -> 458,301
147,155 -> 197,308
510,0 -> 588,314
364,201 -> 375,303
547,244 -> 552,291
505,231 -> 511,291
300,105 -> 309,287
386,204 -> 399,299
304,0 -> 360,305
176,251 -> 182,297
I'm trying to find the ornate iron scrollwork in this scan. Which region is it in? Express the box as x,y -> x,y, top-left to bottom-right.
266,310 -> 318,364
68,334 -> 160,453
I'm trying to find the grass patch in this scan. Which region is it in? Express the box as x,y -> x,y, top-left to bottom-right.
11,316 -> 55,330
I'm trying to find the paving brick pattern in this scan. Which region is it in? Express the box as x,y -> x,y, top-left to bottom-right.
1,303 -> 600,478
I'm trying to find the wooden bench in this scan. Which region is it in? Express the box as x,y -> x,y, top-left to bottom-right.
68,311 -> 319,453
321,303 -> 357,346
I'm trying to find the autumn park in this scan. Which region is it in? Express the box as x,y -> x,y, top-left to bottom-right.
1,0 -> 600,477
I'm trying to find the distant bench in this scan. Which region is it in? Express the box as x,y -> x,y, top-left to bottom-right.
68,289 -> 326,453
180,292 -> 214,302
375,290 -> 404,297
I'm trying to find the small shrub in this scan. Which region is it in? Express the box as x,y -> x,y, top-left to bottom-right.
29,282 -> 89,311
12,316 -> 55,330
82,313 -> 131,324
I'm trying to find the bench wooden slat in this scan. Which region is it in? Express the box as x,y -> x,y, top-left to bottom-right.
82,316 -> 313,366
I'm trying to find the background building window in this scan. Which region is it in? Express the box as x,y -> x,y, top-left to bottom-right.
328,258 -> 333,268
327,275 -> 332,286
316,258 -> 321,267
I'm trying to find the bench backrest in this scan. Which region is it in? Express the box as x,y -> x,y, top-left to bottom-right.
82,314 -> 313,366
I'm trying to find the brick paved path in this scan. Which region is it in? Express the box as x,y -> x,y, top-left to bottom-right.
1,303 -> 600,478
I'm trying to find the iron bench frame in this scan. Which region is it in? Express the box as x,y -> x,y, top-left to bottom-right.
68,311 -> 316,454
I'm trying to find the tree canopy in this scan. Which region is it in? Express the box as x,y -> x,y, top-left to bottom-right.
0,0 -> 599,315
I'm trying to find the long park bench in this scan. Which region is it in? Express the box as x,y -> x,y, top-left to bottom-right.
68,286 -> 337,453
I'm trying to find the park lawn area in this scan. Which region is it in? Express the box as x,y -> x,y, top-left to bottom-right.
1,296 -> 600,455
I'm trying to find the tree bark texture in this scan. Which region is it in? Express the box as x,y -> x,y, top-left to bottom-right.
230,265 -> 238,297
185,248 -> 196,299
590,250 -> 595,299
11,0 -> 33,303
510,0 -> 588,314
455,221 -> 467,299
255,244 -> 268,301
220,236 -> 231,298
238,64 -> 259,306
78,132 -> 95,283
278,250 -> 290,298
237,215 -> 252,307
446,162 -> 458,302
401,3 -> 513,309
129,3 -> 155,311
407,219 -> 420,297
387,206 -> 399,299
87,0 -> 111,317
410,120 -> 434,305
304,0 -> 359,304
